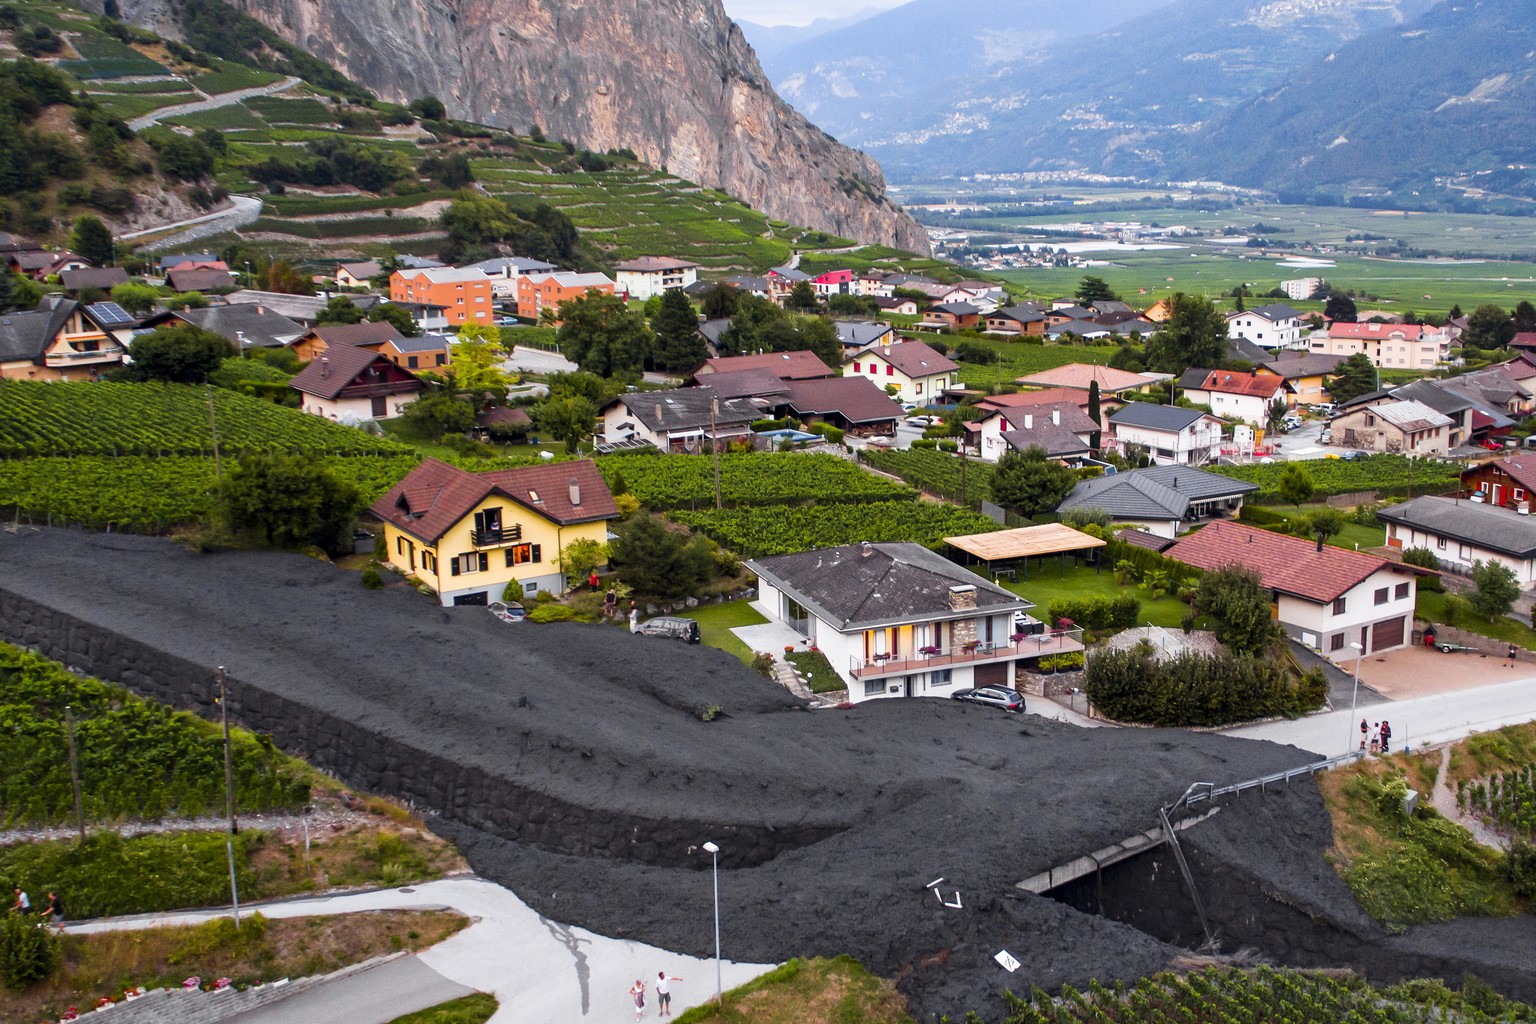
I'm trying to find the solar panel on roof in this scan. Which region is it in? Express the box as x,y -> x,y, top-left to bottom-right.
88,302 -> 135,326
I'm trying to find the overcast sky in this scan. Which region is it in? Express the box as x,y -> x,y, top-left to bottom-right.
721,0 -> 908,27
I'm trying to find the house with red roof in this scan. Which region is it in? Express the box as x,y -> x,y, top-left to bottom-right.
370,458 -> 618,606
289,345 -> 423,422
1165,520 -> 1422,657
1178,370 -> 1290,426
694,350 -> 836,381
1308,321 -> 1451,370
1462,456 -> 1536,511
771,377 -> 904,437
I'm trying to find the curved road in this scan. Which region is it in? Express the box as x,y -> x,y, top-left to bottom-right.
126,75 -> 302,132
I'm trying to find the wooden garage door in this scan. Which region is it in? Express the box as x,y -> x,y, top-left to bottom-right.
975,663 -> 1009,687
1371,616 -> 1405,652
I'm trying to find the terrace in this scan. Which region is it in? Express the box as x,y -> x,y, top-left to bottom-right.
848,627 -> 1084,680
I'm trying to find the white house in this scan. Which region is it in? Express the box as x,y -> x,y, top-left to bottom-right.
613,257 -> 699,301
1227,303 -> 1305,350
1107,403 -> 1225,466
1179,370 -> 1289,426
1379,496 -> 1536,588
747,542 -> 1071,703
1167,521 -> 1423,657
968,403 -> 1097,464
844,339 -> 959,405
598,386 -> 759,450
288,344 -> 423,422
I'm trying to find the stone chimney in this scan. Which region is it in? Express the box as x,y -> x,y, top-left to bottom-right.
860,541 -> 874,558
948,585 -> 978,649
320,356 -> 330,378
948,584 -> 977,611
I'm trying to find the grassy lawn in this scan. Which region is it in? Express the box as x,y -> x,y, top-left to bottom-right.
1004,563 -> 1193,630
1416,590 -> 1536,649
681,599 -> 767,665
786,650 -> 844,694
386,994 -> 498,1024
674,957 -> 910,1024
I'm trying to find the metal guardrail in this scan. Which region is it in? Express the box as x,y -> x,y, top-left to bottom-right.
1169,749 -> 1366,813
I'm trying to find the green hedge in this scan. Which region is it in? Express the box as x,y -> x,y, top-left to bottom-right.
1045,594 -> 1140,632
1085,644 -> 1327,727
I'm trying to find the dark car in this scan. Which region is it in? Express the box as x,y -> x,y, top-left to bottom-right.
950,686 -> 1026,712
633,616 -> 702,644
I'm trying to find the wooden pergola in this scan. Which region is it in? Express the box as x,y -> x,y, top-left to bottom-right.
945,523 -> 1106,580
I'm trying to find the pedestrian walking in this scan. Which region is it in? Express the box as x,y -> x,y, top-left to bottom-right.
1359,718 -> 1368,751
604,589 -> 618,619
40,891 -> 63,933
629,978 -> 647,1021
1369,725 -> 1380,755
1508,643 -> 1521,668
1380,720 -> 1392,754
10,887 -> 28,914
655,972 -> 682,1017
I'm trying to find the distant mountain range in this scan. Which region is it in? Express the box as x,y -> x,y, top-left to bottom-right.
754,0 -> 1536,206
735,8 -> 887,62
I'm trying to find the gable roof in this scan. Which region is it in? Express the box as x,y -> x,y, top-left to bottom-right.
780,376 -> 904,425
1015,364 -> 1152,393
1108,402 -> 1211,432
337,260 -> 384,279
834,320 -> 895,349
166,267 -> 235,293
371,457 -> 618,543
1362,399 -> 1453,432
1226,336 -> 1270,364
1192,370 -> 1288,398
0,307 -> 68,363
1165,520 -> 1394,604
1047,319 -> 1114,338
1259,353 -> 1347,379
1326,321 -> 1439,341
1378,496 -> 1536,560
691,368 -> 789,400
467,257 -> 556,275
978,388 -> 1091,412
1468,456 -> 1536,494
221,290 -> 359,324
308,321 -> 406,349
171,304 -> 305,349
1059,465 -> 1256,521
59,267 -> 129,292
158,252 -> 218,271
613,387 -> 760,432
1115,529 -> 1175,553
698,350 -> 835,381
1391,379 -> 1474,416
382,333 -> 453,354
1241,303 -> 1302,322
989,304 -> 1047,324
289,344 -> 419,400
865,339 -> 959,378
747,542 -> 1026,631
929,301 -> 979,316
999,420 -> 1093,459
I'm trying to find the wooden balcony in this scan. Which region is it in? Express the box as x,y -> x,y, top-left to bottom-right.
471,524 -> 522,547
849,629 -> 1084,679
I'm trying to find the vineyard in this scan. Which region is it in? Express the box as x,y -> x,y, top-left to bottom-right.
1460,765 -> 1536,836
596,452 -> 914,510
989,966 -> 1536,1024
0,643 -> 310,827
1209,454 -> 1462,503
0,455 -> 420,531
671,501 -> 1001,557
859,448 -> 994,505
0,381 -> 411,457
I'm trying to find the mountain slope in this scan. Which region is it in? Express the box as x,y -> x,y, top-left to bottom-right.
735,9 -> 885,62
111,0 -> 929,253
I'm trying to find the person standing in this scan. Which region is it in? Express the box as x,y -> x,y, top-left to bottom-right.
589,569 -> 601,592
1508,643 -> 1521,668
629,978 -> 647,1021
1369,725 -> 1380,755
655,972 -> 682,1017
629,602 -> 640,633
1380,720 -> 1392,754
604,589 -> 618,619
1359,718 -> 1369,751
10,887 -> 28,914
40,891 -> 63,933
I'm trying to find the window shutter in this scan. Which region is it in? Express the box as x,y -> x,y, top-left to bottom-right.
505,549 -> 515,568
474,511 -> 485,533
478,552 -> 489,572
531,544 -> 542,562
450,558 -> 461,577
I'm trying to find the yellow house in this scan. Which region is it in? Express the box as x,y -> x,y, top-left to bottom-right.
370,457 -> 619,606
1255,353 -> 1347,407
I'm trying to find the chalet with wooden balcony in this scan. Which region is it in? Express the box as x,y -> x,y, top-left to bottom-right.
289,343 -> 424,422
0,297 -> 126,380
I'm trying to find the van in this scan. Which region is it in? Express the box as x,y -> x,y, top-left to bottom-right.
633,616 -> 701,644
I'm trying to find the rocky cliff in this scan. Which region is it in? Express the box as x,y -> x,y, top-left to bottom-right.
133,0 -> 929,253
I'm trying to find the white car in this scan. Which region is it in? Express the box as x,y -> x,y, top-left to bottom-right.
906,415 -> 942,427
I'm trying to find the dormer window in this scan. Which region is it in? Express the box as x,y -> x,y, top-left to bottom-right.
528,489 -> 542,503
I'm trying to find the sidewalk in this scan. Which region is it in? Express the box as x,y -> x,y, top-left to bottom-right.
73,877 -> 776,1024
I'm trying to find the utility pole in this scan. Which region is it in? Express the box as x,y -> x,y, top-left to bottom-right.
710,399 -> 722,510
63,705 -> 85,842
217,667 -> 241,926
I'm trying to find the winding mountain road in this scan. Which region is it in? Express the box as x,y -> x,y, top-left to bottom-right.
126,75 -> 302,132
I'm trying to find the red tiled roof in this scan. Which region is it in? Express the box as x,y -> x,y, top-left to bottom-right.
1194,370 -> 1288,398
977,388 -> 1092,411
1014,364 -> 1151,393
698,350 -> 835,381
1468,456 -> 1536,494
1165,520 -> 1392,604
1511,332 -> 1536,351
370,457 -> 618,543
1326,322 -> 1431,340
289,345 -> 420,400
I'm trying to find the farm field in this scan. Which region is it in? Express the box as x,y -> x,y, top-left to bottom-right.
671,500 -> 1001,557
596,452 -> 914,510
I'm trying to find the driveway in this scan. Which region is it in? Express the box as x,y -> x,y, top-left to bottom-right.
504,346 -> 578,375
1344,643 -> 1523,699
71,876 -> 776,1024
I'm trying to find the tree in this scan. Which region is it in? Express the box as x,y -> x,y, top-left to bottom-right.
400,389 -> 474,439
1306,507 -> 1347,543
122,325 -> 230,383
533,394 -> 597,450
797,315 -> 844,371
651,288 -> 706,372
557,538 -> 608,590
555,291 -> 652,378
989,446 -> 1076,518
1448,304 -> 1463,321
1265,397 -> 1288,435
1326,352 -> 1378,404
108,280 -> 160,315
609,513 -> 713,598
262,260 -> 311,296
1513,300 -> 1536,331
1076,276 -> 1118,305
315,295 -> 365,326
410,96 -> 447,120
1143,293 -> 1228,374
69,214 -> 114,266
786,280 -> 819,312
152,133 -> 213,181
1277,463 -> 1315,508
1464,304 -> 1516,352
222,453 -> 363,556
1324,290 -> 1357,323
699,283 -> 739,320
1195,566 -> 1282,655
447,323 -> 508,392
1468,560 -> 1521,622
366,302 -> 420,337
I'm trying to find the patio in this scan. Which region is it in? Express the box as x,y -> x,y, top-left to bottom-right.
731,602 -> 813,657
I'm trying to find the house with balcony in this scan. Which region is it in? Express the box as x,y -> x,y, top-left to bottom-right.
614,257 -> 699,300
1178,370 -> 1289,426
966,403 -> 1098,464
1107,403 -> 1225,467
746,542 -> 1075,702
371,458 -> 618,606
392,268 -> 496,327
145,303 -> 306,353
844,339 -> 958,405
0,298 -> 127,380
1308,321 -> 1451,370
1058,465 -> 1256,539
514,271 -> 616,321
920,302 -> 981,332
289,344 -> 424,422
1379,496 -> 1536,589
1227,303 -> 1304,350
1165,520 -> 1423,657
467,256 -> 558,299
1463,457 -> 1536,511
599,386 -> 760,450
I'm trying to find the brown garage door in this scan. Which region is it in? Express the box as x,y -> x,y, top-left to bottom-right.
975,663 -> 1009,687
1371,616 -> 1405,652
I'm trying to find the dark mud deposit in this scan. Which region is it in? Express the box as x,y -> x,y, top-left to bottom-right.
3,529 -> 1534,1020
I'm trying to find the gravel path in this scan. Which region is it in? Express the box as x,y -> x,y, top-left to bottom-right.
126,76 -> 303,132
120,194 -> 264,251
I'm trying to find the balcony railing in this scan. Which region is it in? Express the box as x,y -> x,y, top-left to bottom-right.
44,347 -> 121,365
471,524 -> 522,546
849,627 -> 1084,679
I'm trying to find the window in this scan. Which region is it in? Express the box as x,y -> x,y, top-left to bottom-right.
452,552 -> 489,576
407,355 -> 419,369
930,669 -> 952,686
1437,537 -> 1448,550
1365,414 -> 1375,427
1517,489 -> 1527,500
1374,587 -> 1388,606
504,543 -> 541,566
863,679 -> 885,697
1330,634 -> 1345,651
1395,582 -> 1409,600
886,365 -> 894,376
1332,597 -> 1347,615
423,551 -> 437,573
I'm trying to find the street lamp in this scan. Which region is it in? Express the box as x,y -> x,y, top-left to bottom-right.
702,841 -> 722,1006
1345,642 -> 1363,755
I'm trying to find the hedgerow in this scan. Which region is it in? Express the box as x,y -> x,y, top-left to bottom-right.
671,501 -> 1000,558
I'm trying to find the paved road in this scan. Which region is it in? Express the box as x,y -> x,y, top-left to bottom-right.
120,194 -> 264,252
127,76 -> 303,132
505,345 -> 578,375
224,955 -> 473,1024
73,876 -> 775,1024
1227,670 -> 1536,758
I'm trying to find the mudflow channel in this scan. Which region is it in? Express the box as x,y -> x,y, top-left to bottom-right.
3,528 -> 1536,1019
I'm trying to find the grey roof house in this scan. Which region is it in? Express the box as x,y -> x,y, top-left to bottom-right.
1058,465 -> 1258,538
599,386 -> 759,450
1379,496 -> 1536,587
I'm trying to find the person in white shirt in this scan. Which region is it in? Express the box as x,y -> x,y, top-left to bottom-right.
655,972 -> 682,1017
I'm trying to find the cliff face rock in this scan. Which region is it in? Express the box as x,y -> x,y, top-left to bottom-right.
178,0 -> 929,253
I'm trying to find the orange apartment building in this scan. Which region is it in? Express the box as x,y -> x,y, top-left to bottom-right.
390,268 -> 495,327
515,271 -> 615,320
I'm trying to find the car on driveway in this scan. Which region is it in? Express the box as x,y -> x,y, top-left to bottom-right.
633,616 -> 702,644
950,685 -> 1026,712
906,414 -> 942,427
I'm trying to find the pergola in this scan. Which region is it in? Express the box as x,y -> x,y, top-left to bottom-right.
945,523 -> 1106,580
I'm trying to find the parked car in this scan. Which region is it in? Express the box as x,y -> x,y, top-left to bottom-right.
907,415 -> 942,427
634,616 -> 701,644
489,601 -> 526,623
950,686 -> 1025,712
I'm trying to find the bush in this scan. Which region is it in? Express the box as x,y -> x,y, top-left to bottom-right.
937,440 -> 958,453
361,567 -> 382,589
501,579 -> 524,603
1045,595 -> 1140,632
1401,546 -> 1444,592
1238,504 -> 1288,527
1085,643 -> 1326,726
0,911 -> 59,990
953,341 -> 998,364
527,604 -> 578,623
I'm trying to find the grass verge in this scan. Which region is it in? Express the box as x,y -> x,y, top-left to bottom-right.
0,909 -> 465,1024
673,956 -> 910,1024
386,993 -> 498,1024
1416,591 -> 1536,649
681,599 -> 767,665
785,651 -> 844,694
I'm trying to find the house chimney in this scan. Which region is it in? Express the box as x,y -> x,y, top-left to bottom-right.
569,479 -> 582,506
320,356 -> 330,378
860,541 -> 874,557
1024,413 -> 1033,430
947,584 -> 977,611
1316,534 -> 1324,552
655,403 -> 663,423
1052,409 -> 1060,425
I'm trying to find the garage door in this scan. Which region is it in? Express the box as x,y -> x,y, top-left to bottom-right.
1371,616 -> 1405,652
975,663 -> 1009,687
